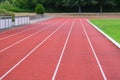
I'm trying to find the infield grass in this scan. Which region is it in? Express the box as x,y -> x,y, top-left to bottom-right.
90,19 -> 120,43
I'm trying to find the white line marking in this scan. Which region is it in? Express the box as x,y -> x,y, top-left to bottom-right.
80,20 -> 107,80
87,20 -> 120,48
0,26 -> 41,40
0,18 -> 53,35
0,20 -> 62,53
0,20 -> 55,41
52,19 -> 75,80
0,19 -> 68,80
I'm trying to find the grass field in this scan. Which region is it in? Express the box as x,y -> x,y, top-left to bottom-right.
90,19 -> 120,43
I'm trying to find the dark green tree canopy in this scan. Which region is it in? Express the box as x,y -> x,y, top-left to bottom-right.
0,0 -> 119,12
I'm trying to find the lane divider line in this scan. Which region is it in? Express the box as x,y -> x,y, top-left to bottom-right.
87,20 -> 120,48
0,19 -> 57,41
52,19 -> 75,80
80,20 -> 107,80
0,20 -> 64,53
0,19 -> 69,80
0,18 -> 55,35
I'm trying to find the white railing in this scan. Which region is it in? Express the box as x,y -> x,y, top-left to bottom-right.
14,16 -> 29,26
0,16 -> 30,30
0,17 -> 12,29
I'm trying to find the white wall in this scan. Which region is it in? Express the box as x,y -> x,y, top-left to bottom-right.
0,16 -> 30,30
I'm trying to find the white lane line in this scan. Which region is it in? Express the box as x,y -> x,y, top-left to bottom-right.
87,20 -> 120,48
0,18 -> 53,35
52,19 -> 75,80
0,20 -> 55,41
0,20 -> 62,53
80,20 -> 107,80
0,19 -> 69,80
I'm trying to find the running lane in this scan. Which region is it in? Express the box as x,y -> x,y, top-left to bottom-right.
0,18 -> 72,80
0,18 -> 63,51
83,20 -> 120,80
0,18 -> 56,38
0,18 -> 67,79
0,18 -> 120,80
54,19 -> 103,80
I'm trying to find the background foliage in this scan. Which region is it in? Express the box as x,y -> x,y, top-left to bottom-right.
35,4 -> 45,14
0,0 -> 120,12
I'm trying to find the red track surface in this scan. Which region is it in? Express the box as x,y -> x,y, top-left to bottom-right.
0,18 -> 120,80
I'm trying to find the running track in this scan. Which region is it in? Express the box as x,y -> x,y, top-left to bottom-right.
0,18 -> 120,80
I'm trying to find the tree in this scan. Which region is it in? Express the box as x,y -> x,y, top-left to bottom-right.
96,0 -> 116,13
0,0 -> 119,12
33,0 -> 45,5
14,0 -> 35,9
43,0 -> 63,7
0,0 -> 5,2
115,0 -> 120,6
63,0 -> 95,13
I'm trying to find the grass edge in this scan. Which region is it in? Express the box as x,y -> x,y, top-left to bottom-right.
87,20 -> 120,48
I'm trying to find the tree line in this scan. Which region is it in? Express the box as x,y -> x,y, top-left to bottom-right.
0,0 -> 120,12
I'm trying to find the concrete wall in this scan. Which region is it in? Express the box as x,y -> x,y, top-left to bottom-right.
0,16 -> 30,30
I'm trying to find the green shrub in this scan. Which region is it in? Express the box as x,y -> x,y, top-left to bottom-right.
0,1 -> 25,12
7,11 -> 15,22
0,9 -> 15,22
0,1 -> 13,11
35,4 -> 45,14
0,9 -> 7,13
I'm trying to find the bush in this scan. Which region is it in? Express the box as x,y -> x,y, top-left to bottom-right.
0,9 -> 15,22
0,9 -> 7,13
35,4 -> 45,14
0,1 -> 13,11
0,1 -> 25,12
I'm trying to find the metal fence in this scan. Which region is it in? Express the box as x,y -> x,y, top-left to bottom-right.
0,16 -> 30,30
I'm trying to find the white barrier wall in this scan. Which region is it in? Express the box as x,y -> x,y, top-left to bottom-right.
0,18 -> 12,29
0,16 -> 30,30
14,16 -> 29,26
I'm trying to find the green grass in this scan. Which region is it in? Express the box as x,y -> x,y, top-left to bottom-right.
90,19 -> 120,43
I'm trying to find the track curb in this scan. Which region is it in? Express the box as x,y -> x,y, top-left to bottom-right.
87,20 -> 120,48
